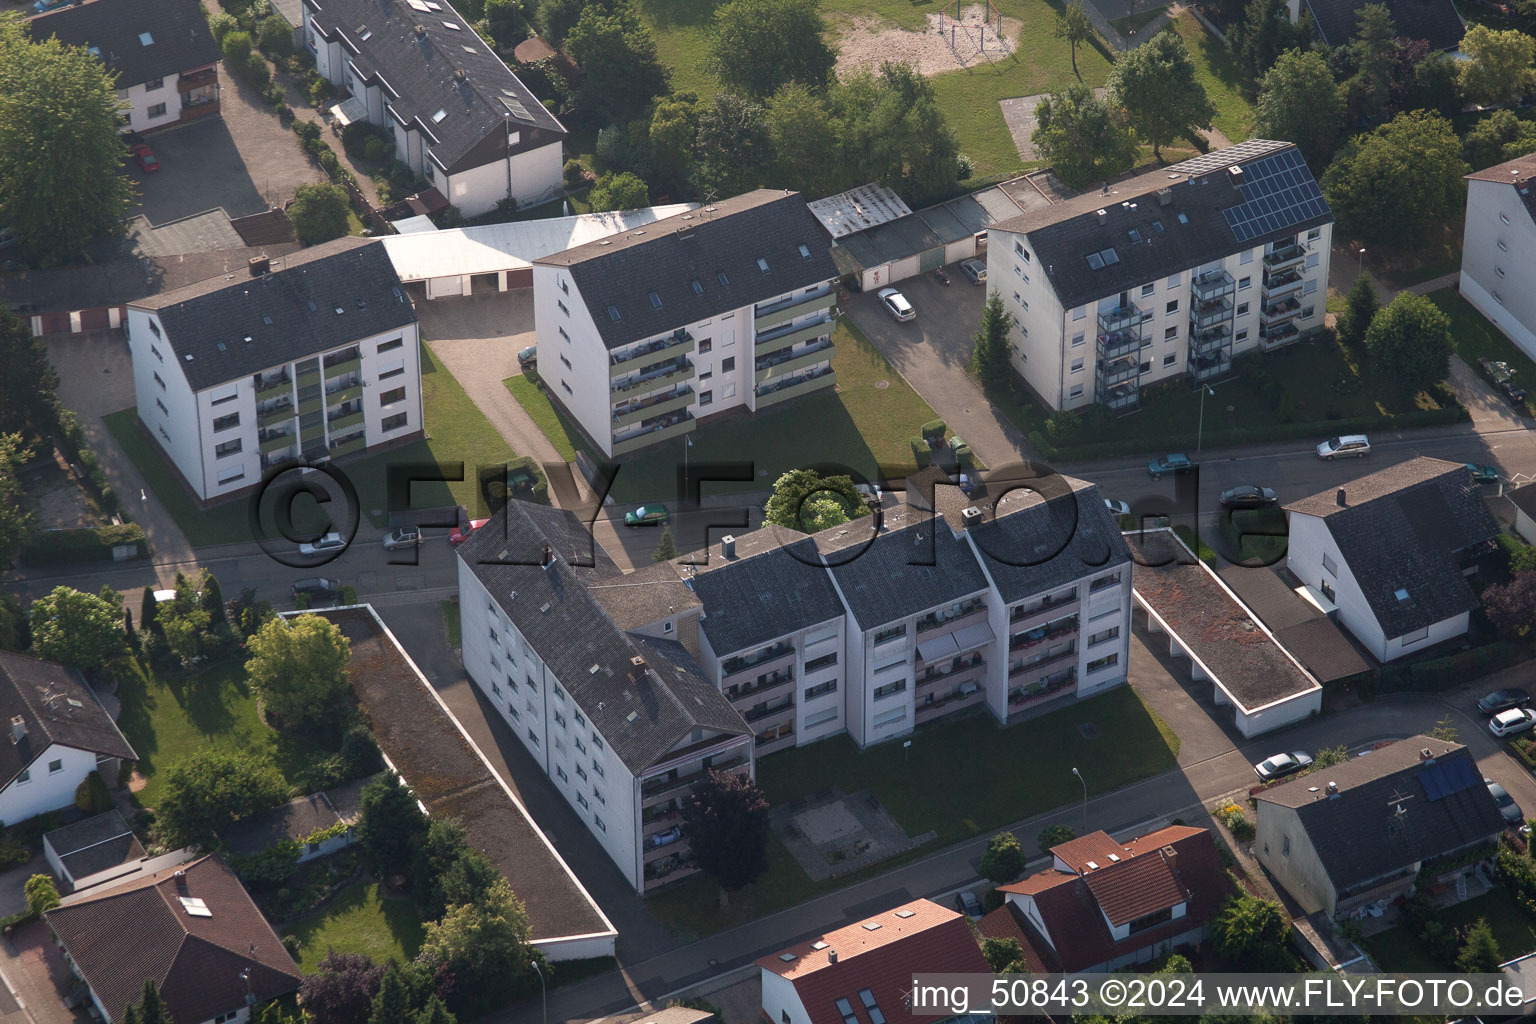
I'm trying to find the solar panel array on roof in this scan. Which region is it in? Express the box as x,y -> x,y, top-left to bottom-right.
1222,148 -> 1330,243
1418,755 -> 1480,801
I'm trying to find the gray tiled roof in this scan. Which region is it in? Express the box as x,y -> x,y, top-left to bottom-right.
535,190 -> 839,349
0,652 -> 137,790
131,238 -> 417,392
45,811 -> 145,884
1509,481 -> 1536,521
586,561 -> 701,632
1257,737 -> 1505,891
686,537 -> 846,657
1304,0 -> 1463,48
302,0 -> 564,174
1285,458 -> 1498,639
819,510 -> 991,632
457,501 -> 748,775
990,141 -> 1331,311
30,0 -> 219,89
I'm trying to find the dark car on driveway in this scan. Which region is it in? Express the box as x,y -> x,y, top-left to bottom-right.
1479,688 -> 1532,716
1486,778 -> 1525,826
956,889 -> 983,918
290,577 -> 341,602
1220,485 -> 1279,510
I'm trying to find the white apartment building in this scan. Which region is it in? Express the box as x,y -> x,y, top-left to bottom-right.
987,140 -> 1333,412
302,0 -> 565,217
126,238 -> 422,502
1460,152 -> 1536,361
532,190 -> 841,458
455,501 -> 754,895
30,0 -> 221,134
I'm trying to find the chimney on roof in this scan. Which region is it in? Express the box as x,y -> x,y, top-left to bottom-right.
414,23 -> 426,37
631,656 -> 645,668
1096,209 -> 1108,225
827,949 -> 838,963
1420,747 -> 1436,763
721,535 -> 736,558
540,545 -> 553,569
1157,188 -> 1172,207
8,716 -> 23,744
1336,487 -> 1346,507
1228,165 -> 1245,184
1162,845 -> 1178,870
249,255 -> 270,277
1326,781 -> 1339,797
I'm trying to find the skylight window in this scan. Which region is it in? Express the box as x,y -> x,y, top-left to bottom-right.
689,278 -> 703,295
139,32 -> 154,45
648,291 -> 662,309
1128,228 -> 1141,243
462,45 -> 476,52
407,0 -> 429,9
607,304 -> 621,322
1086,252 -> 1105,270
835,998 -> 858,1024
358,25 -> 373,39
756,257 -> 770,274
261,315 -> 272,325
778,953 -> 797,962
1100,248 -> 1120,266
1177,212 -> 1189,224
717,270 -> 729,286
860,989 -> 887,1024
432,109 -> 448,123
442,21 -> 461,29
798,243 -> 812,260
306,300 -> 318,312
1394,588 -> 1410,601
178,897 -> 211,917
1152,220 -> 1164,234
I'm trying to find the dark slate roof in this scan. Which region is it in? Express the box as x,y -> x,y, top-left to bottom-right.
586,561 -> 701,631
0,652 -> 137,790
45,811 -> 145,883
30,0 -> 219,89
1257,737 -> 1506,891
46,855 -> 301,1024
991,140 -> 1331,311
535,191 -> 839,349
1285,457 -> 1498,640
1510,481 -> 1536,521
457,500 -> 749,775
303,0 -> 564,174
1214,564 -> 1371,683
685,532 -> 847,656
132,237 -> 417,392
1304,0 -> 1463,49
818,508 -> 991,632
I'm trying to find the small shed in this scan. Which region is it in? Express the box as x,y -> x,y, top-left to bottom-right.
43,811 -> 146,893
224,775 -> 372,863
1510,482 -> 1536,547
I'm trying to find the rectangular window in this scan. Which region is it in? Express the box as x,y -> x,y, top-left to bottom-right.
873,680 -> 906,700
48,759 -> 62,774
1235,302 -> 1249,317
699,391 -> 713,406
592,733 -> 603,751
593,760 -> 605,778
381,412 -> 408,431
1166,273 -> 1181,287
1072,305 -> 1086,321
1088,625 -> 1120,646
1301,306 -> 1315,318
1071,332 -> 1085,347
804,707 -> 837,729
147,102 -> 167,118
1235,329 -> 1249,341
1070,358 -> 1084,373
1163,326 -> 1178,340
1322,553 -> 1337,576
804,652 -> 837,672
155,398 -> 169,415
1305,252 -> 1320,268
1237,276 -> 1251,290
378,338 -> 403,353
214,438 -> 242,458
576,792 -> 588,809
379,360 -> 406,379
594,814 -> 606,832
217,465 -> 245,485
16,768 -> 28,784
1302,279 -> 1318,295
561,380 -> 572,395
872,707 -> 906,728
1141,283 -> 1155,297
721,356 -> 735,373
1086,652 -> 1119,672
1240,250 -> 1254,265
1165,300 -> 1179,314
874,624 -> 906,644
698,338 -> 713,354
380,386 -> 406,405
212,412 -> 239,432
210,383 -> 238,405
153,372 -> 166,389
560,355 -> 572,370
527,728 -> 539,746
555,765 -> 567,782
150,344 -> 163,362
557,299 -> 568,315
1162,353 -> 1177,366
146,76 -> 165,90
1282,834 -> 1291,857
1307,228 -> 1321,241
148,319 -> 161,338
557,326 -> 570,342
1020,298 -> 1029,311
804,680 -> 838,700
1015,241 -> 1030,262
1069,384 -> 1084,399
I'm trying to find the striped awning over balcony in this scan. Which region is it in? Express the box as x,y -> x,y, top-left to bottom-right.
916,620 -> 995,663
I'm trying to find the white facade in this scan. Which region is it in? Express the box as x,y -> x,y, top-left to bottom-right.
533,266 -> 839,458
988,224 -> 1332,412
1286,512 -> 1469,662
0,746 -> 104,827
760,970 -> 810,1024
124,307 -> 422,501
1460,175 -> 1536,362
694,618 -> 848,756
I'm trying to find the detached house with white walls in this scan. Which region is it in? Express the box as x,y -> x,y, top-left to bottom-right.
0,652 -> 136,827
1284,457 -> 1500,663
1461,152 -> 1536,362
126,238 -> 421,503
301,0 -> 565,217
986,140 -> 1332,412
532,190 -> 841,458
30,0 -> 221,134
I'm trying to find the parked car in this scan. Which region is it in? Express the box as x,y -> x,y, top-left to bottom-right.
1254,751 -> 1313,781
290,577 -> 341,602
1220,484 -> 1279,510
623,504 -> 669,527
517,345 -> 536,370
1104,498 -> 1131,516
955,889 -> 983,918
877,287 -> 916,323
1316,434 -> 1371,460
1490,708 -> 1536,737
1479,357 -> 1527,405
1486,779 -> 1525,826
855,482 -> 882,506
1147,453 -> 1195,479
650,826 -> 682,848
449,518 -> 490,546
1464,463 -> 1499,485
129,143 -> 161,173
298,532 -> 346,556
959,258 -> 987,285
1478,687 -> 1532,716
382,525 -> 422,550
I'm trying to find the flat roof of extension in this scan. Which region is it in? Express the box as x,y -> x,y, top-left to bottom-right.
301,607 -> 615,952
828,184 -> 1029,273
1128,530 -> 1322,714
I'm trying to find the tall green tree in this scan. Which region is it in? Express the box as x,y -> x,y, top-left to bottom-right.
0,591 -> 27,652
288,183 -> 350,246
763,469 -> 868,534
122,980 -> 173,1024
160,570 -> 212,667
1322,111 -> 1468,246
368,963 -> 415,1024
1107,28 -> 1216,159
1336,274 -> 1379,347
1363,292 -> 1452,399
1230,0 -> 1308,78
23,874 -> 59,915
767,83 -> 840,197
416,879 -> 539,1009
691,92 -> 772,199
705,0 -> 836,99
651,526 -> 677,562
534,0 -> 612,46
1255,49 -> 1345,168
1483,571 -> 1536,641
415,997 -> 456,1024
588,170 -> 649,211
155,748 -> 286,848
245,613 -> 352,729
29,585 -> 126,672
979,831 -> 1027,883
862,63 -> 961,205
0,434 -> 34,572
982,936 -> 1028,973
1463,109 -> 1536,171
1457,917 -> 1503,973
970,291 -> 1014,390
1458,25 -> 1536,108
1211,893 -> 1293,971
1055,0 -> 1094,81
647,92 -> 699,193
1031,84 -> 1136,188
680,768 -> 771,903
1037,823 -> 1075,855
1346,3 -> 1398,122
566,2 -> 668,123
357,775 -> 429,876
0,311 -> 58,441
0,22 -> 133,263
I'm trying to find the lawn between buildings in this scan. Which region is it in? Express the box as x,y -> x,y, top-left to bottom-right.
506,319 -> 948,503
1359,889 -> 1536,972
1429,288 -> 1536,419
103,341 -> 526,547
646,685 -> 1180,938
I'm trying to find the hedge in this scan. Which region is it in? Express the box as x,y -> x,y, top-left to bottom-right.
21,523 -> 148,566
921,419 -> 947,441
1371,640 -> 1533,695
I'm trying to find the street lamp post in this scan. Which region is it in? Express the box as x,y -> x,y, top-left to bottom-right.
530,960 -> 547,1024
1357,246 -> 1366,278
1071,766 -> 1087,827
1196,384 -> 1215,451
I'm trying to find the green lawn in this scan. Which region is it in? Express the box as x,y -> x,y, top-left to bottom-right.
506,319 -> 945,502
1427,288 -> 1536,418
1110,5 -> 1168,37
282,881 -> 427,972
1171,13 -> 1255,143
116,659 -> 335,808
104,341 -> 524,546
1361,891 -> 1536,971
648,685 -> 1180,937
440,599 -> 461,647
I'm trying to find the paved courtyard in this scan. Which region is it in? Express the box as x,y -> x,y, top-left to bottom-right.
773,788 -> 939,881
999,88 -> 1107,163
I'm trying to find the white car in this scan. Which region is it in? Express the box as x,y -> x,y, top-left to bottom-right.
1316,434 -> 1371,460
1491,708 -> 1536,737
878,287 -> 915,323
1104,499 -> 1131,516
298,531 -> 346,556
959,258 -> 987,285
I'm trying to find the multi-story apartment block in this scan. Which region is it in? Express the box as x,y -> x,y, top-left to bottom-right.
302,0 -> 565,217
987,140 -> 1333,412
126,238 -> 421,502
532,190 -> 840,458
1460,152 -> 1536,361
31,0 -> 221,134
455,501 -> 754,894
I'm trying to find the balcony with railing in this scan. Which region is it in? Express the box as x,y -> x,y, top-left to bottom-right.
1099,380 -> 1140,411
916,599 -> 987,635
612,357 -> 694,395
725,668 -> 795,704
327,406 -> 365,433
755,728 -> 796,755
1190,296 -> 1234,330
755,367 -> 836,409
1188,324 -> 1231,355
723,641 -> 794,679
1008,668 -> 1077,712
1009,645 -> 1078,684
640,753 -> 748,805
1097,303 -> 1142,334
744,697 -> 795,725
1261,296 -> 1302,322
755,316 -> 836,357
916,652 -> 986,692
754,286 -> 836,332
755,340 -> 834,382
253,373 -> 291,400
1010,593 -> 1080,630
915,685 -> 986,725
1260,322 -> 1300,347
258,401 -> 295,427
329,431 -> 367,457
643,853 -> 699,889
323,348 -> 361,379
1264,243 -> 1306,269
259,428 -> 297,454
1009,615 -> 1079,653
613,386 -> 694,428
260,449 -> 296,472
1262,268 -> 1303,297
1191,352 -> 1233,382
1097,327 -> 1142,361
1191,270 -> 1235,303
610,330 -> 695,376
611,411 -> 696,456
1096,355 -> 1138,388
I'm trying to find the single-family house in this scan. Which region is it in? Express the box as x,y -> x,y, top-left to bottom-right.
1461,152 -> 1536,363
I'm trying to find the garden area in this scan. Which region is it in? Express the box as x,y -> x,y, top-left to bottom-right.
1361,889 -> 1536,972
281,877 -> 427,973
647,685 -> 1180,937
1429,288 -> 1536,418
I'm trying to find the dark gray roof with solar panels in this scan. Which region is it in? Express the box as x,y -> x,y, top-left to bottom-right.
990,140 -> 1332,311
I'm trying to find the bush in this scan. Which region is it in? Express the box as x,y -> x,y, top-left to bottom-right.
222,29 -> 253,62
308,75 -> 334,107
363,137 -> 384,161
983,887 -> 1005,912
316,147 -> 340,177
910,437 -> 930,467
0,839 -> 30,871
562,158 -> 586,190
242,51 -> 272,88
23,875 -> 59,916
338,584 -> 357,604
1373,641 -> 1531,695
209,11 -> 240,45
921,419 -> 947,442
231,840 -> 301,890
73,771 -> 113,814
258,16 -> 294,56
1214,803 -> 1255,841
21,524 -> 148,566
262,81 -> 285,107
294,119 -> 322,143
340,725 -> 384,779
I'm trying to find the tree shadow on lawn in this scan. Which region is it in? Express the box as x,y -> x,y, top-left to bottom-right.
113,660 -> 160,774
637,0 -> 722,30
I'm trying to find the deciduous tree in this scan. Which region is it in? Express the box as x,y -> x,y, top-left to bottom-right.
1363,293 -> 1452,399
300,952 -> 386,1024
1458,25 -> 1536,108
155,748 -> 286,848
417,879 -> 539,1008
982,936 -> 1027,973
763,469 -> 868,534
680,768 -> 771,901
1037,824 -> 1075,856
980,831 -> 1027,883
0,311 -> 58,442
1322,111 -> 1468,246
691,92 -> 772,199
706,0 -> 836,99
1230,0 -> 1308,79
648,92 -> 699,193
29,585 -> 126,672
1211,893 -> 1293,971
245,613 -> 352,729
1055,0 -> 1094,81
288,182 -> 351,246
23,874 -> 59,915
1107,28 -> 1216,159
160,570 -> 212,667
1484,571 -> 1536,641
1346,3 -> 1398,122
566,2 -> 668,123
1336,274 -> 1379,348
357,774 -> 429,876
587,171 -> 649,212
1463,109 -> 1536,171
862,63 -> 961,205
0,434 -> 34,572
1030,84 -> 1136,189
1255,49 -> 1345,167
767,83 -> 840,197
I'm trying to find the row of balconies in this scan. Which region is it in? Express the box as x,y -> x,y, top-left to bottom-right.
639,753 -> 749,805
755,367 -> 835,408
1008,668 -> 1077,710
916,600 -> 987,636
1264,244 -> 1306,270
755,340 -> 834,383
722,641 -> 794,678
611,412 -> 696,456
914,685 -> 986,725
727,669 -> 794,704
613,386 -> 693,428
754,286 -> 836,333
1009,645 -> 1078,683
610,329 -> 695,377
1010,594 -> 1080,631
1097,328 -> 1143,361
755,317 -> 835,358
1009,615 -> 1079,652
612,357 -> 693,394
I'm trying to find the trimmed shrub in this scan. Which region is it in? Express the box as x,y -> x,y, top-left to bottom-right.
308,75 -> 334,107
0,840 -> 30,871
363,137 -> 384,161
231,839 -> 301,890
23,875 -> 59,916
222,29 -> 253,62
73,771 -> 113,814
21,524 -> 148,566
262,81 -> 285,107
242,51 -> 272,88
562,158 -> 586,190
921,418 -> 947,442
910,437 -> 931,467
294,119 -> 323,143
